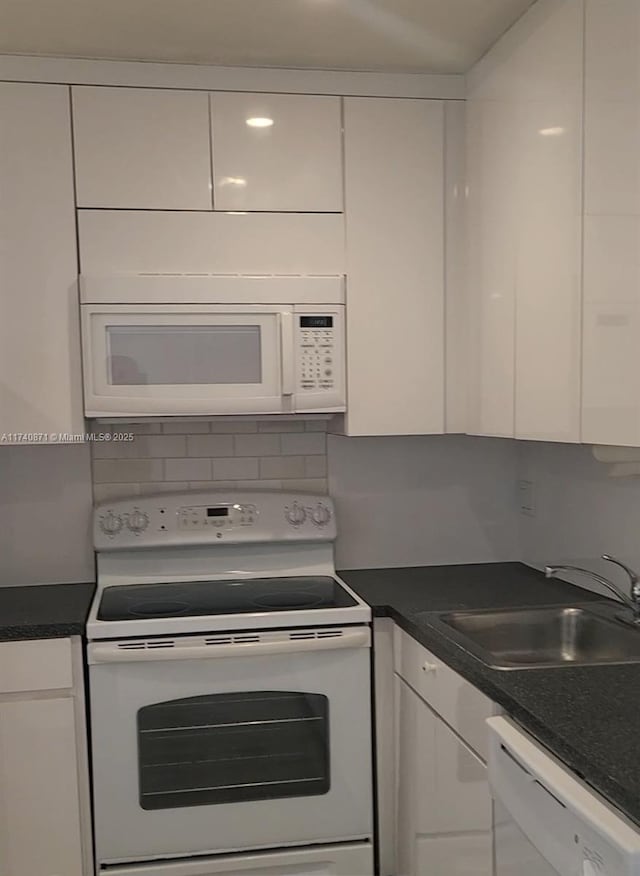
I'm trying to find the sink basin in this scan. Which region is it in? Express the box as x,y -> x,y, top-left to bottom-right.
433,605 -> 640,669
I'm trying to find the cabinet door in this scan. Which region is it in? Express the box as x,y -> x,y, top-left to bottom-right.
72,86 -> 212,209
582,0 -> 640,445
466,0 -> 583,442
210,92 -> 342,212
0,697 -> 84,876
395,676 -> 492,876
0,82 -> 84,442
343,97 -> 445,436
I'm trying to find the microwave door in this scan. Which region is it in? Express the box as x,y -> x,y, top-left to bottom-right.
82,306 -> 288,417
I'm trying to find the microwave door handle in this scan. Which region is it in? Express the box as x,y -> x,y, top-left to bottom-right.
280,310 -> 295,397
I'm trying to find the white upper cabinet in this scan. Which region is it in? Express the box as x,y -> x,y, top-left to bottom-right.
72,86 -> 212,210
0,82 -> 84,442
210,92 -> 343,212
343,97 -> 445,436
466,0 -> 583,443
582,0 -> 640,445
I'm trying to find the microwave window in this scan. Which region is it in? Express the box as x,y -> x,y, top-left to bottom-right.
106,325 -> 262,386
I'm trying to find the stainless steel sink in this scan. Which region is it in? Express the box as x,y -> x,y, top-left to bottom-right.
433,605 -> 640,669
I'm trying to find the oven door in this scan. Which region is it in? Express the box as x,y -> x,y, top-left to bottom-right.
81,304 -> 291,417
88,628 -> 373,866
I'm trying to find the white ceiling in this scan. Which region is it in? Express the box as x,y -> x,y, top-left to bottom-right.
0,0 -> 537,74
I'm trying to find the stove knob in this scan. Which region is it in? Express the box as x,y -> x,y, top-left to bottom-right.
127,510 -> 149,533
100,512 -> 123,536
311,503 -> 332,527
285,503 -> 306,526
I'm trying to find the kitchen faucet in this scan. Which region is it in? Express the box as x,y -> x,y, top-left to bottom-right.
545,554 -> 640,625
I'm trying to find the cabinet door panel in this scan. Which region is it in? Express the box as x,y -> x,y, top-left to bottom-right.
0,697 -> 83,876
0,82 -> 83,441
394,626 -> 493,761
73,86 -> 212,209
467,0 -> 583,442
582,0 -> 640,445
343,97 -> 444,436
211,92 -> 342,212
395,676 -> 492,876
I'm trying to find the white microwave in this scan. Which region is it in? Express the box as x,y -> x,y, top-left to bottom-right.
80,274 -> 346,418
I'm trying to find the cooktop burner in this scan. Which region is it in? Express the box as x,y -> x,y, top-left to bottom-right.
97,576 -> 357,622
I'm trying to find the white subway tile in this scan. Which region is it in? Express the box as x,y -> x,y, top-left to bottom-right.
259,456 -> 306,479
138,482 -> 189,495
187,435 -> 235,457
93,458 -> 163,483
162,421 -> 210,434
187,481 -> 237,491
210,420 -> 258,433
305,455 -> 328,477
147,435 -> 187,457
235,434 -> 281,457
213,458 -> 260,480
258,419 -> 304,433
281,432 -> 326,456
93,483 -> 141,502
91,422 -> 161,435
239,480 -> 284,490
305,419 -> 329,431
165,458 -> 212,481
91,435 -> 149,459
287,478 -> 328,493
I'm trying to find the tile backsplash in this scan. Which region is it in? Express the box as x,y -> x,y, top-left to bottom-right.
91,419 -> 328,503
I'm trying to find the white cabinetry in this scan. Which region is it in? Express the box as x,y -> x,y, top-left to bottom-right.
393,627 -> 494,876
72,86 -> 212,209
210,92 -> 343,212
466,0 -> 583,442
0,82 -> 84,443
0,637 -> 91,876
343,97 -> 445,436
582,0 -> 640,445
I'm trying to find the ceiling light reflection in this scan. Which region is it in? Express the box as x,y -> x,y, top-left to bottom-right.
246,117 -> 274,128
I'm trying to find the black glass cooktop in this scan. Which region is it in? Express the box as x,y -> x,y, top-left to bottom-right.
97,576 -> 357,621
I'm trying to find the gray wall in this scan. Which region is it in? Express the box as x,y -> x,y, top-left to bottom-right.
329,434 -> 520,569
0,443 -> 94,585
517,440 -> 640,593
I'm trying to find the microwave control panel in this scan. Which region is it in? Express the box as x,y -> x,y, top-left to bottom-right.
297,315 -> 336,393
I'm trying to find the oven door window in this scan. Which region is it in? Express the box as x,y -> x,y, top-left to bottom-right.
137,691 -> 330,810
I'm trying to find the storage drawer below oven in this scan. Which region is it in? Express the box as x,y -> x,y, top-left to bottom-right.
102,842 -> 373,876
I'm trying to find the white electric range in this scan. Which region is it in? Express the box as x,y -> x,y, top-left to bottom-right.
86,490 -> 374,876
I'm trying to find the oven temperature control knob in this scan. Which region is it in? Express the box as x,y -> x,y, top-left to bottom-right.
100,512 -> 123,536
285,503 -> 306,526
311,503 -> 332,527
127,510 -> 149,533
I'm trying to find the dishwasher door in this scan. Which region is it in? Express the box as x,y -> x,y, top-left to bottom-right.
487,717 -> 640,876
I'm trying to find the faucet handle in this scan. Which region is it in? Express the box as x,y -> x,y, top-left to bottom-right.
601,554 -> 640,595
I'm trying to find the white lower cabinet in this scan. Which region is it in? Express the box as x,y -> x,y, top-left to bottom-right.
395,676 -> 493,876
0,638 -> 91,876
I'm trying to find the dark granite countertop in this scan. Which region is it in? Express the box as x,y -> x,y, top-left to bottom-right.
339,562 -> 640,829
0,582 -> 95,641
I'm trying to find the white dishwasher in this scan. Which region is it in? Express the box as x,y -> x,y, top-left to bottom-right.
487,717 -> 640,876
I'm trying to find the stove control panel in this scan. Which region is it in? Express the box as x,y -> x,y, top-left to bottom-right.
178,503 -> 256,531
94,490 -> 336,551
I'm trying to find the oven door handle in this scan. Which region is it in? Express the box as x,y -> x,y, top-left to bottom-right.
88,627 -> 371,664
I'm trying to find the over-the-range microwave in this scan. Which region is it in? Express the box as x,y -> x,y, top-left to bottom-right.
80,274 -> 346,418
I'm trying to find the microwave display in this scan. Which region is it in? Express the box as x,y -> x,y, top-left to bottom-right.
300,316 -> 333,328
